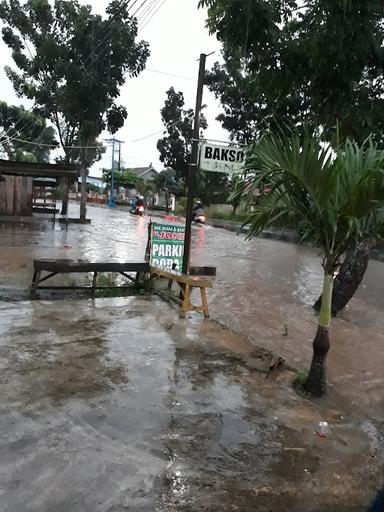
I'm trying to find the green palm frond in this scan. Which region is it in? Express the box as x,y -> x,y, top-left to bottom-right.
240,130 -> 384,268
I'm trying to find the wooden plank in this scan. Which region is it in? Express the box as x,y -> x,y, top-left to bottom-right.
150,266 -> 212,288
33,259 -> 150,273
189,266 -> 217,277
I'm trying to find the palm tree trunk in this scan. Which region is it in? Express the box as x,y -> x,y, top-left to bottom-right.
313,240 -> 373,315
80,167 -> 87,221
305,273 -> 333,397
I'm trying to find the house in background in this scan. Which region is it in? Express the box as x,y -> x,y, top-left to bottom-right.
130,164 -> 158,182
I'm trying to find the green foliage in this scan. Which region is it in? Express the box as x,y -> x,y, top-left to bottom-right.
241,131 -> 384,272
175,196 -> 188,216
0,101 -> 56,162
0,0 -> 150,167
102,168 -> 142,190
293,368 -> 310,392
157,87 -> 229,203
154,168 -> 182,197
199,0 -> 384,145
157,87 -> 202,186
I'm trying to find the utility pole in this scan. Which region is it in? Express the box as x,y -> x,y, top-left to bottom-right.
182,53 -> 206,275
104,137 -> 124,208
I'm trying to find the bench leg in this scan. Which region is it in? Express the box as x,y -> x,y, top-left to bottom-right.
31,271 -> 42,298
92,272 -> 98,297
200,287 -> 209,318
180,285 -> 192,318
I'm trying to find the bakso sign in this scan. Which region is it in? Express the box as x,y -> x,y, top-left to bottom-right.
199,143 -> 245,174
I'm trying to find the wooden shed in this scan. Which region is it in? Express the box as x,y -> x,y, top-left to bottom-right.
0,160 -> 79,217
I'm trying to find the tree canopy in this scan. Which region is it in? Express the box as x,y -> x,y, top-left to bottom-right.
199,0 -> 384,144
0,101 -> 56,162
102,168 -> 143,191
0,0 -> 149,165
157,87 -> 228,203
0,0 -> 150,217
157,87 -> 199,186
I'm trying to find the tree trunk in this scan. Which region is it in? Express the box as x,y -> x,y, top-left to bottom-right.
80,167 -> 87,220
313,240 -> 373,315
60,176 -> 69,215
305,273 -> 333,397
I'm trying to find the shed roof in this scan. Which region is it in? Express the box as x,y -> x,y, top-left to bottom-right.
0,159 -> 80,178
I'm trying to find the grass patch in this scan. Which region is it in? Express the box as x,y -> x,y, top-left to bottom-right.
292,368 -> 310,394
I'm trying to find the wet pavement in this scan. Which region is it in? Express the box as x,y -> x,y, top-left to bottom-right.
0,203 -> 384,510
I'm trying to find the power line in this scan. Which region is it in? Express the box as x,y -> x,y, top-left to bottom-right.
129,112 -> 194,143
131,0 -> 151,18
2,135 -> 104,150
138,0 -> 162,26
82,0 -> 132,69
136,0 -> 158,23
139,0 -> 168,31
144,68 -> 194,81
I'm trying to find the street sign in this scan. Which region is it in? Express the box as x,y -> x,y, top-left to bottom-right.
151,221 -> 185,271
199,142 -> 245,174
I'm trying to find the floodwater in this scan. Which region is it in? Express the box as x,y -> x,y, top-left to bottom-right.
0,203 -> 384,510
1,203 -> 382,418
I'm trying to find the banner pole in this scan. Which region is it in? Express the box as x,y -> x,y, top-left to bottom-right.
182,53 -> 206,275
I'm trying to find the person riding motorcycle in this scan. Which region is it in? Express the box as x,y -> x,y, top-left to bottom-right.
135,195 -> 145,208
192,200 -> 205,223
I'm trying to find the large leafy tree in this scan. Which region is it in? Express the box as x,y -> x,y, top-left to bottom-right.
200,0 -> 384,312
0,0 -> 149,218
240,131 -> 384,396
0,101 -> 56,162
157,87 -> 228,204
200,0 -> 384,143
157,87 -> 199,187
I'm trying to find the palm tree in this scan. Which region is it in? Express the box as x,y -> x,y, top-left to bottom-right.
241,132 -> 384,397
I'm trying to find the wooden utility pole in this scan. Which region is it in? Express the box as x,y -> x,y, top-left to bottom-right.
182,53 -> 206,275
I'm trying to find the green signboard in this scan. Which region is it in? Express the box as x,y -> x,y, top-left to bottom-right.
151,221 -> 185,271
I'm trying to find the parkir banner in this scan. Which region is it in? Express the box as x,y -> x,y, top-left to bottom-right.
199,142 -> 245,174
151,221 -> 185,271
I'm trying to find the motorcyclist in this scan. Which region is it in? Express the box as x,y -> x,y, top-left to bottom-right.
192,200 -> 204,218
136,195 -> 145,208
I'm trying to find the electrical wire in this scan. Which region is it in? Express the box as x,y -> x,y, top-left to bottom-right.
4,112 -> 194,148
131,0 -> 151,18
129,112 -> 194,143
2,136 -> 104,150
137,0 -> 162,27
82,0 -> 131,69
135,0 -> 158,23
139,0 -> 168,31
144,68 -> 194,81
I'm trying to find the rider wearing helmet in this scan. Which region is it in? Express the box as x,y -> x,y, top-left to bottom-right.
136,195 -> 145,207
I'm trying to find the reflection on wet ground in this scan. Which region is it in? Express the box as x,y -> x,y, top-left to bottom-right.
1,204 -> 383,417
0,297 -> 382,511
1,204 -> 384,510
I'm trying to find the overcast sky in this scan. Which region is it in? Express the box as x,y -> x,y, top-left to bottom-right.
0,0 -> 229,176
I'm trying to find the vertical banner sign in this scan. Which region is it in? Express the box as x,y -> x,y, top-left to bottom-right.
151,222 -> 185,271
199,142 -> 245,174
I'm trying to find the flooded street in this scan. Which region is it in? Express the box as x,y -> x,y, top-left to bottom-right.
0,204 -> 383,510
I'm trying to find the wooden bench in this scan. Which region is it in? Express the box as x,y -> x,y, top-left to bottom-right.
150,266 -> 212,318
31,259 -> 150,297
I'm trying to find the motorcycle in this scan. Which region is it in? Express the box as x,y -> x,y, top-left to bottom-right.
130,204 -> 145,216
192,209 -> 206,224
